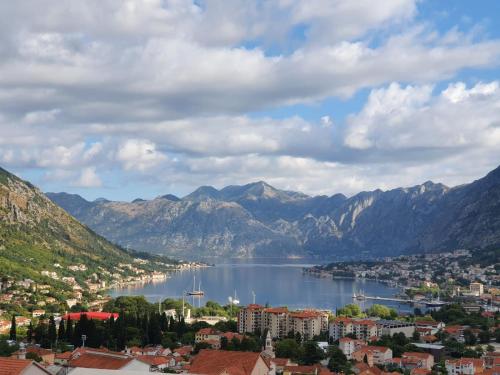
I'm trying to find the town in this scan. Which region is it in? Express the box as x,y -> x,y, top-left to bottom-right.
0,258 -> 206,325
0,293 -> 498,375
305,249 -> 499,313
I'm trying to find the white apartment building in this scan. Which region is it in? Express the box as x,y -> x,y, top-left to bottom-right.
338,337 -> 366,360
237,305 -> 329,340
445,358 -> 484,375
469,282 -> 484,296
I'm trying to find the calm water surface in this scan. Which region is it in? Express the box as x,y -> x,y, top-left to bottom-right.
111,258 -> 408,312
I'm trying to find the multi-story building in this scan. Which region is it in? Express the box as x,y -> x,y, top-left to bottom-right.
469,282 -> 484,296
352,320 -> 378,341
262,307 -> 289,339
414,320 -> 445,335
352,346 -> 392,366
445,358 -> 484,375
329,317 -> 353,341
338,337 -> 366,360
330,318 -> 416,341
238,304 -> 264,334
401,352 -> 434,371
377,320 -> 415,337
195,328 -> 221,344
237,305 -> 329,340
288,311 -> 329,341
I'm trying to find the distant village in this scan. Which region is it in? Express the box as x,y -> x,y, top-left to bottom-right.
0,259 -> 205,329
306,249 -> 500,313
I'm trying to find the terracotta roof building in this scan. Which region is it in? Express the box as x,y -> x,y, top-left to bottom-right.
0,358 -> 51,375
189,349 -> 269,375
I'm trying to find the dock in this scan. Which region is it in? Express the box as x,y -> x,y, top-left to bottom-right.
353,293 -> 448,307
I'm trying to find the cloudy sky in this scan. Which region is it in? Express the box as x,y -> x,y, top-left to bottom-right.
1,0 -> 500,201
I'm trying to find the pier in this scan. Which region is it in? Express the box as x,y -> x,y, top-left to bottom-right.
353,293 -> 448,307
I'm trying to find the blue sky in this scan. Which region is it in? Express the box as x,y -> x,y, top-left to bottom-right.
1,0 -> 500,201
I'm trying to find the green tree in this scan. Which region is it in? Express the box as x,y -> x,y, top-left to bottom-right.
148,314 -> 162,345
9,315 -> 16,341
337,304 -> 362,317
220,336 -> 229,350
48,316 -> 57,347
366,304 -> 397,319
412,330 -> 421,342
57,319 -> 65,342
26,352 -> 42,362
327,346 -> 349,373
301,341 -> 325,365
66,318 -> 73,342
478,330 -> 490,344
276,338 -> 303,360
27,322 -> 34,343
194,341 -> 212,354
463,329 -> 477,346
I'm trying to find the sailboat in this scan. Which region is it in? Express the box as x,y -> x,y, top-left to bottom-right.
187,275 -> 204,296
228,290 -> 240,305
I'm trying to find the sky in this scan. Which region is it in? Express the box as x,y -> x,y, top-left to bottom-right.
1,0 -> 500,201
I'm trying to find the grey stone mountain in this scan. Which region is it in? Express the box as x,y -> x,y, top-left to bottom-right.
47,166 -> 500,258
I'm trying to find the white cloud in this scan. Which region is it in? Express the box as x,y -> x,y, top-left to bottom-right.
73,167 -> 102,188
116,139 -> 166,171
344,81 -> 500,152
0,1 -> 499,198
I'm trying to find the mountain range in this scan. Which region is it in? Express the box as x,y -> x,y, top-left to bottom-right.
47,165 -> 500,259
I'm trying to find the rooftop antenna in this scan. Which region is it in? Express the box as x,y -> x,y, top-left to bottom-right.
252,291 -> 256,304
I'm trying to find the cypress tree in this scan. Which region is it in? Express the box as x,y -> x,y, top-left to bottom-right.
9,315 -> 16,341
160,312 -> 167,331
66,317 -> 73,342
48,316 -> 57,347
148,313 -> 162,345
177,316 -> 186,338
169,316 -> 176,332
58,319 -> 66,342
141,314 -> 149,347
27,321 -> 33,343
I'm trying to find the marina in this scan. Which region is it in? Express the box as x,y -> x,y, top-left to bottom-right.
110,258 -> 411,312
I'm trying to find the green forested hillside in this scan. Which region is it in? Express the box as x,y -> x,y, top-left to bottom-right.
0,166 -> 172,298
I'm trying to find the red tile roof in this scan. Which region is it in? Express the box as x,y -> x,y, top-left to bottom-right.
410,369 -> 431,375
189,349 -> 263,375
137,355 -> 168,366
62,312 -> 119,321
284,365 -> 321,374
245,304 -> 264,310
0,358 -> 30,375
333,317 -> 353,323
0,358 -> 49,375
271,358 -> 290,366
402,352 -> 433,360
289,311 -> 324,319
174,346 -> 193,356
357,346 -> 391,354
55,351 -> 72,360
264,307 -> 289,314
69,353 -> 133,369
198,328 -> 220,335
415,320 -> 440,327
